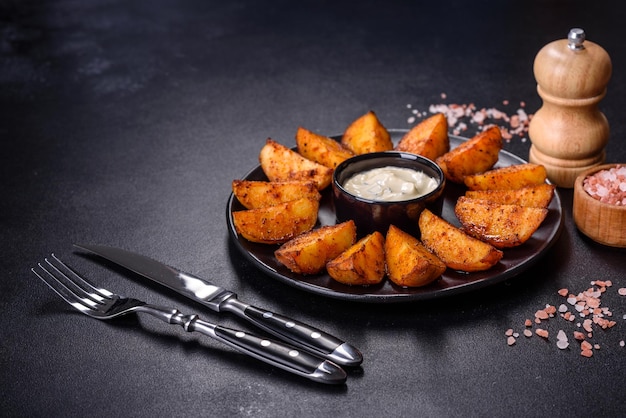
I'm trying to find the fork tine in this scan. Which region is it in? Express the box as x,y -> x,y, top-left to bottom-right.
32,263 -> 96,315
41,256 -> 107,308
49,254 -> 114,299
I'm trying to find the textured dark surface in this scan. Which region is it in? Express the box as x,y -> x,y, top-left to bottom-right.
2,1 -> 626,416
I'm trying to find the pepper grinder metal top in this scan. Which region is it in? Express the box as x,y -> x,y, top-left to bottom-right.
528,28 -> 612,188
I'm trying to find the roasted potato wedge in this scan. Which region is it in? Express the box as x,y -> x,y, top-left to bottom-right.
326,231 -> 385,285
463,163 -> 548,191
385,225 -> 446,287
296,127 -> 354,169
454,197 -> 548,248
275,220 -> 357,275
419,209 -> 503,272
341,111 -> 393,154
232,197 -> 319,244
232,180 -> 321,209
435,125 -> 502,184
395,113 -> 450,160
259,138 -> 333,190
465,184 -> 555,208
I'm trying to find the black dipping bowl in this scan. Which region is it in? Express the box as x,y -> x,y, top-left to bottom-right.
332,152 -> 446,237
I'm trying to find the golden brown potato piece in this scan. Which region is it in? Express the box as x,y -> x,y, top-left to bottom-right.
454,197 -> 548,249
435,125 -> 502,183
341,111 -> 393,154
463,163 -> 548,191
326,231 -> 385,285
232,180 -> 321,209
395,113 -> 450,160
232,197 -> 319,244
275,220 -> 357,275
385,225 -> 446,287
464,184 -> 555,208
419,209 -> 503,272
259,139 -> 333,190
296,127 -> 354,169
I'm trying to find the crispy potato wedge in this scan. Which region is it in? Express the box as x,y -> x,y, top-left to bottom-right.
395,113 -> 450,160
296,127 -> 354,169
232,180 -> 321,209
259,138 -> 333,190
232,197 -> 319,244
435,125 -> 502,184
385,225 -> 446,287
341,111 -> 393,154
463,163 -> 548,191
454,197 -> 548,248
419,209 -> 503,272
465,184 -> 555,208
327,231 -> 385,285
275,220 -> 357,275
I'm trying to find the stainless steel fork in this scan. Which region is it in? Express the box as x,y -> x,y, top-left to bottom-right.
32,254 -> 347,385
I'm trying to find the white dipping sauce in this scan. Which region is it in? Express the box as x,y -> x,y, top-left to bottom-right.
343,166 -> 438,202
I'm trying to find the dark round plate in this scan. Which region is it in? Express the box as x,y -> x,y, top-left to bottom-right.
226,130 -> 563,303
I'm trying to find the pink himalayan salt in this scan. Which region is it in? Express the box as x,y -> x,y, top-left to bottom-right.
583,165 -> 626,205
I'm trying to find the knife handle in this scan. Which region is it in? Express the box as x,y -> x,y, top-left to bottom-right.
221,299 -> 363,367
139,304 -> 346,385
190,318 -> 347,385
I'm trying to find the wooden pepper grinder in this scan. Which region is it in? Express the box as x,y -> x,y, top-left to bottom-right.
528,28 -> 612,188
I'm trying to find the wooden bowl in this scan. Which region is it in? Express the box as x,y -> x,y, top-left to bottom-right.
573,164 -> 626,247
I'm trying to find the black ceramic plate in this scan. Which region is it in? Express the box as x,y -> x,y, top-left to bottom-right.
226,130 -> 563,303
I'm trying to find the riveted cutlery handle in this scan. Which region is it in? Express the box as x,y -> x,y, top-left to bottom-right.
237,303 -> 363,367
220,298 -> 363,367
191,319 -> 347,385
139,304 -> 346,384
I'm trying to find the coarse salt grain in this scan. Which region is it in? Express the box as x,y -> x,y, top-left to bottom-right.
506,278 -> 623,358
407,98 -> 533,142
557,340 -> 569,350
583,165 -> 626,205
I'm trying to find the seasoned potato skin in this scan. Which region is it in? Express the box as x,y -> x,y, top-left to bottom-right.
419,209 -> 503,272
232,197 -> 319,244
395,113 -> 450,161
232,180 -> 321,209
385,225 -> 446,287
436,125 -> 502,183
259,138 -> 333,190
327,231 -> 386,285
296,127 -> 354,169
341,111 -> 393,154
275,220 -> 357,275
454,197 -> 548,248
463,163 -> 548,191
464,184 -> 555,208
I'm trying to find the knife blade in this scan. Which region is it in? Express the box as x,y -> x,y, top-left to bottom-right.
74,243 -> 363,367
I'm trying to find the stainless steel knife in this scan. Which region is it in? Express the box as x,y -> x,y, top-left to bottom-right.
74,243 -> 363,367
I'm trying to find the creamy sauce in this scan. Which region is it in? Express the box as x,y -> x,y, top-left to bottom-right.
343,166 -> 438,202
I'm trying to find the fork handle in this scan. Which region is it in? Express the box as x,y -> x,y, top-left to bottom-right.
138,305 -> 347,385
220,298 -> 363,367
